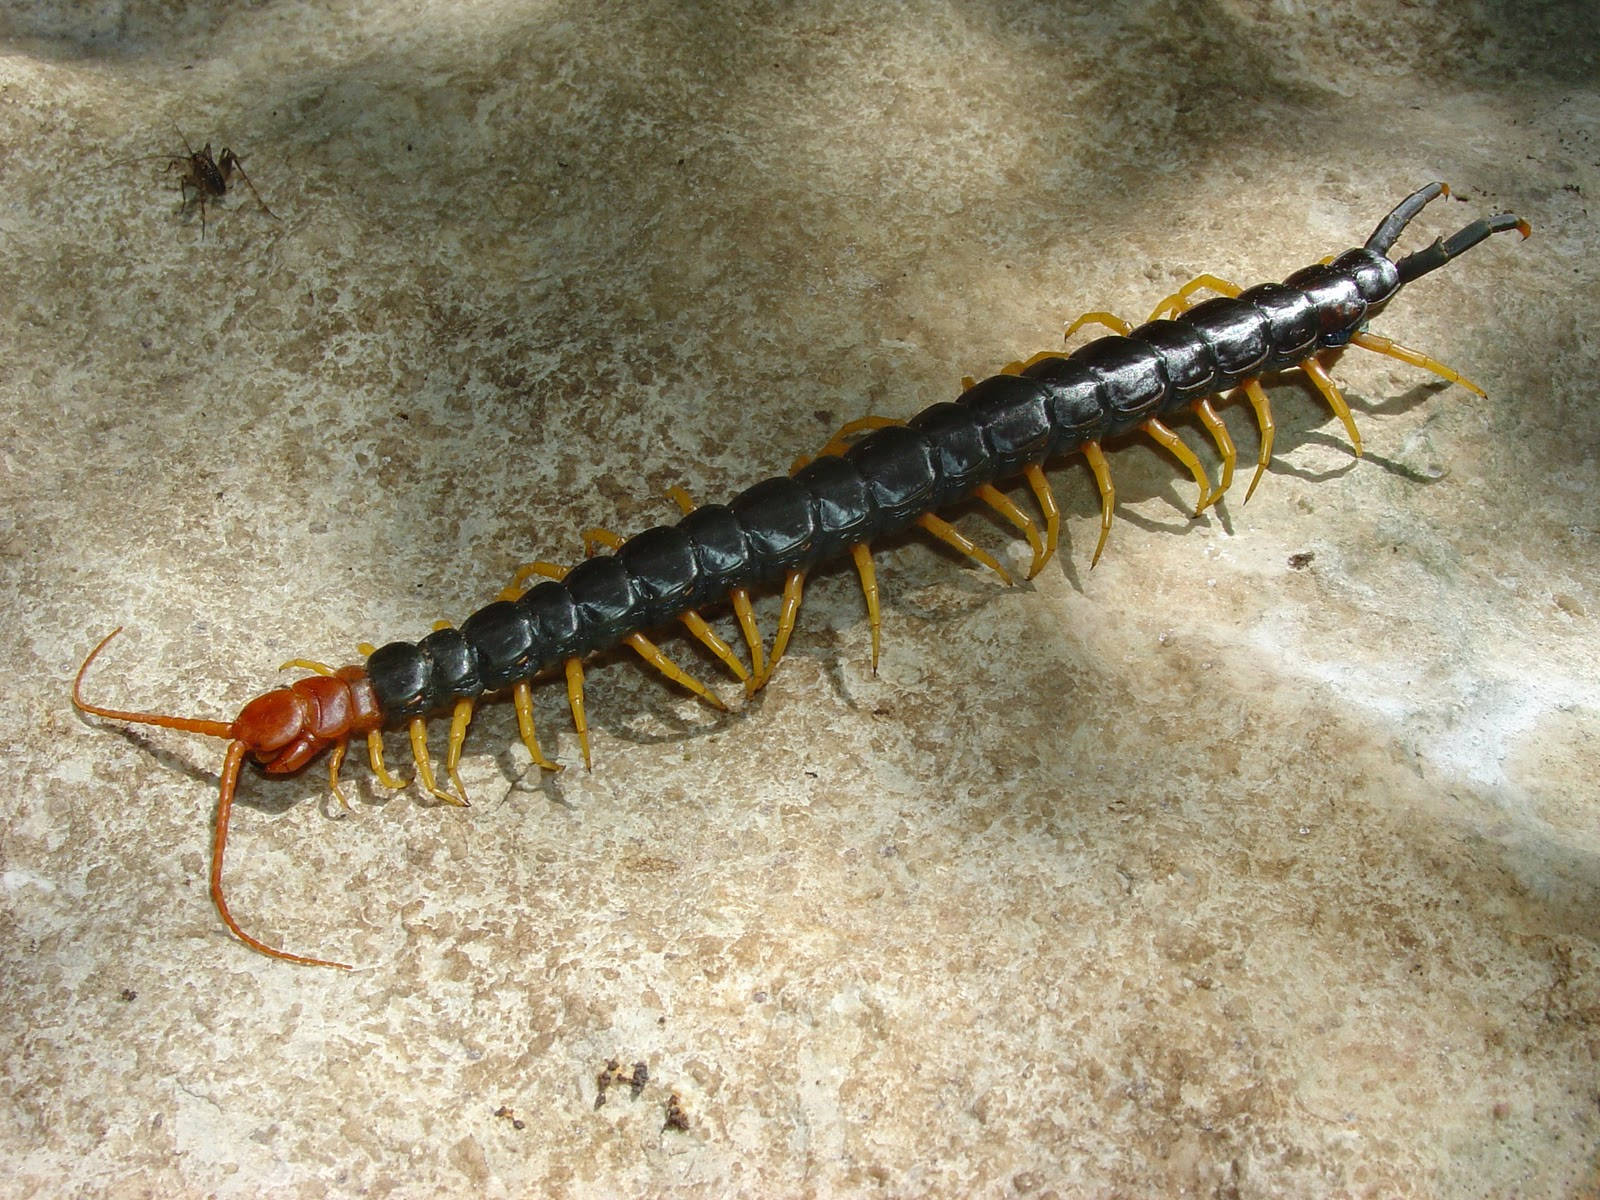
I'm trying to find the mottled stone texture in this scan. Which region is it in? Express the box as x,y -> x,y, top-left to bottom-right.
2,0 -> 1596,1195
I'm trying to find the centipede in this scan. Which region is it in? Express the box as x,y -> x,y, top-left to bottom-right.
73,183 -> 1529,969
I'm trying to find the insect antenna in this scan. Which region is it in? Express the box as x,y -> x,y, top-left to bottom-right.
73,628 -> 233,738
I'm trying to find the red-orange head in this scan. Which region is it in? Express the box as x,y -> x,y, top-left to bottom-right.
71,628 -> 379,970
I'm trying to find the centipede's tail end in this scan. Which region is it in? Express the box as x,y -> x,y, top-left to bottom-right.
1366,182 -> 1530,286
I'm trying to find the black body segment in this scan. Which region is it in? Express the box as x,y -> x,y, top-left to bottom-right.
616,525 -> 700,626
461,600 -> 538,690
956,373 -> 1054,478
1071,336 -> 1171,435
792,455 -> 876,564
563,556 -> 639,655
729,476 -> 816,578
1238,283 -> 1320,368
843,425 -> 938,529
908,402 -> 999,508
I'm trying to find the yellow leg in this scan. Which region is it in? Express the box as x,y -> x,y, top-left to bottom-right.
1021,464 -> 1061,576
1081,441 -> 1116,567
443,697 -> 475,803
1147,273 -> 1243,321
1349,331 -> 1486,397
583,527 -> 624,554
326,740 -> 351,812
974,482 -> 1046,578
1142,417 -> 1213,516
1064,311 -> 1133,339
282,657 -> 337,676
752,570 -> 805,692
916,513 -> 1014,586
668,480 -> 761,684
818,414 -> 897,458
408,717 -> 469,807
679,610 -> 750,683
564,658 -> 591,771
367,730 -> 410,790
730,587 -> 765,688
1301,356 -> 1362,456
511,680 -> 562,771
1238,379 -> 1276,503
1004,350 -> 1067,374
849,543 -> 881,674
624,632 -> 727,710
1192,397 -> 1237,506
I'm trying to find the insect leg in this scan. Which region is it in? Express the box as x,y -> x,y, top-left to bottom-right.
1141,417 -> 1213,515
366,730 -> 411,789
623,632 -> 728,710
218,149 -> 281,222
752,570 -> 805,692
1237,380 -> 1277,502
1021,464 -> 1062,573
1064,311 -> 1134,339
407,717 -> 469,806
817,414 -> 897,459
1300,356 -> 1362,456
849,543 -> 882,673
563,658 -> 591,770
1081,442 -> 1116,566
511,681 -> 562,771
729,589 -> 766,690
442,698 -> 475,802
678,610 -> 751,684
1191,398 -> 1237,504
973,483 -> 1046,577
1348,332 -> 1487,397
583,527 -> 623,554
1146,274 -> 1243,322
326,739 -> 352,811
916,513 -> 1014,585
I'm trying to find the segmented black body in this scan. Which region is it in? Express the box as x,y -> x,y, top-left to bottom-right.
73,183 -> 1529,969
365,247 -> 1404,720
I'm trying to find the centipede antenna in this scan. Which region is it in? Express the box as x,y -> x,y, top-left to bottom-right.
212,740 -> 353,970
1364,182 -> 1450,256
74,629 -> 234,739
1394,213 -> 1531,285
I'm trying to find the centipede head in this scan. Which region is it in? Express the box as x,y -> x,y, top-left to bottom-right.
72,628 -> 365,969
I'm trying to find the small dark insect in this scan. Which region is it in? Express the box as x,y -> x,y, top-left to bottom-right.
119,988 -> 137,1002
494,1105 -> 526,1130
1288,551 -> 1315,570
166,130 -> 279,239
663,1092 -> 690,1132
595,1058 -> 650,1108
73,183 -> 1529,969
